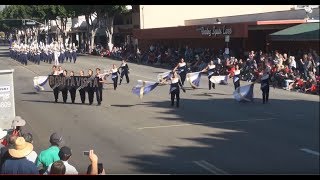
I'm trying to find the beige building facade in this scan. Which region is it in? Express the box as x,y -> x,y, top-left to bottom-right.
139,5 -> 299,29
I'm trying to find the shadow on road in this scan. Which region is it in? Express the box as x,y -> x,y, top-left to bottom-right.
124,97 -> 319,174
111,104 -> 135,107
21,99 -> 90,106
21,92 -> 39,95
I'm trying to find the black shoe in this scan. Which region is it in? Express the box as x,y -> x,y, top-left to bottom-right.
55,99 -> 58,103
81,101 -> 85,104
72,101 -> 75,104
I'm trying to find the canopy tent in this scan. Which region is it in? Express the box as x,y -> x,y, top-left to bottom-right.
269,22 -> 319,41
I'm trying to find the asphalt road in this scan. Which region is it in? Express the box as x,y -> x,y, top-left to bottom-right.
0,46 -> 319,174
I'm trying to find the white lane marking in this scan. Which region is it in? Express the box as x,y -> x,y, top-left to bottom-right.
132,73 -> 157,81
138,118 -> 276,130
300,148 -> 320,156
193,160 -> 228,174
193,161 -> 217,174
200,160 -> 228,175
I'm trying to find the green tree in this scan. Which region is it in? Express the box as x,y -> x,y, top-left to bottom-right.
71,5 -> 128,53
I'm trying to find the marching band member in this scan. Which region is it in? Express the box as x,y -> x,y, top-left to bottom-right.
48,45 -> 53,64
87,69 -> 95,105
23,46 -> 28,65
109,64 -> 119,90
68,44 -> 73,63
69,71 -> 77,104
95,68 -> 104,105
119,59 -> 130,85
173,58 -> 188,85
59,45 -> 65,64
162,71 -> 186,108
201,60 -> 216,90
65,44 -> 70,62
79,70 -> 86,104
72,43 -> 77,63
54,44 -> 60,66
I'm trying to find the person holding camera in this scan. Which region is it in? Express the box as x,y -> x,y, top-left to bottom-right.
86,150 -> 106,175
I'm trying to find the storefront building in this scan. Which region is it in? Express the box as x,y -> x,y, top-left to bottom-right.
134,5 -> 319,54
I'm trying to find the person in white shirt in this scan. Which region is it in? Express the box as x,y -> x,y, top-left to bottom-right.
44,146 -> 78,175
289,56 -> 297,71
23,133 -> 38,163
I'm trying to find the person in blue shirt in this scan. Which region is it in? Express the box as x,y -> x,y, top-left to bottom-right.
1,137 -> 39,174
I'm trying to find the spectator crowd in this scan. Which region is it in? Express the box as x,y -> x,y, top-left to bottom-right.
97,43 -> 319,95
0,116 -> 105,175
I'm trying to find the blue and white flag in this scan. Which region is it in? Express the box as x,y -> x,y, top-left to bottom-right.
210,75 -> 228,84
233,83 -> 254,102
186,72 -> 201,88
33,76 -> 50,92
157,71 -> 172,82
132,80 -> 159,99
99,72 -> 112,81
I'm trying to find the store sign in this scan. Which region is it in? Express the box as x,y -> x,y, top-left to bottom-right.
0,70 -> 15,129
197,26 -> 232,37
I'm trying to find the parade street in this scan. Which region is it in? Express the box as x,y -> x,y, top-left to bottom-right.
0,46 -> 319,174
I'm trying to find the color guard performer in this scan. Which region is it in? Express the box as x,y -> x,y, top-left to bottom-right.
162,71 -> 186,108
87,69 -> 95,105
110,64 -> 119,90
79,70 -> 86,104
230,64 -> 241,90
95,68 -> 104,105
260,64 -> 271,104
201,60 -> 216,90
51,65 -> 60,103
119,59 -> 130,85
61,70 -> 68,103
69,71 -> 76,104
173,58 -> 188,85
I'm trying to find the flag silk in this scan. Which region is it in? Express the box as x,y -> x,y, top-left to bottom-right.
186,72 -> 201,88
233,83 -> 254,102
132,80 -> 159,99
99,72 -> 112,83
157,71 -> 172,83
33,76 -> 50,92
210,75 -> 228,84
